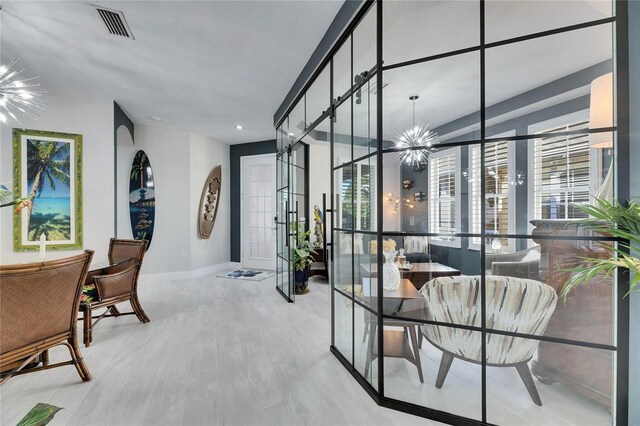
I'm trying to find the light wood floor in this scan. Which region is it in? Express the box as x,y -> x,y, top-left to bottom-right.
0,274 -> 436,426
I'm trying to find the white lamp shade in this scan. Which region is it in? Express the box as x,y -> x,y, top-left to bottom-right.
589,72 -> 613,148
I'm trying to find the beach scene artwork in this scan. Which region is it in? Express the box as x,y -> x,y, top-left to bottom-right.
129,150 -> 155,248
13,129 -> 83,251
27,139 -> 71,241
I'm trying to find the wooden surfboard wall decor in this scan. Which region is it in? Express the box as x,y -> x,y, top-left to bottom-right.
198,165 -> 222,239
129,150 -> 155,249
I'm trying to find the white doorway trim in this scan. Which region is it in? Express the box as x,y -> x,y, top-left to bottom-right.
240,153 -> 277,270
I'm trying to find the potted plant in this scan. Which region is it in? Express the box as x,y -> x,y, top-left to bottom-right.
292,224 -> 316,295
561,197 -> 640,299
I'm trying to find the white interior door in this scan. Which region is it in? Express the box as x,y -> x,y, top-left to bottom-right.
241,154 -> 276,270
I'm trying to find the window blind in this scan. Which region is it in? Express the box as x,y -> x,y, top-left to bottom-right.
430,154 -> 457,238
341,164 -> 375,230
470,141 -> 510,246
533,121 -> 590,220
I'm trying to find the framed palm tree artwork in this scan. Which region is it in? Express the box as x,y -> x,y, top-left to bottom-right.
12,128 -> 83,251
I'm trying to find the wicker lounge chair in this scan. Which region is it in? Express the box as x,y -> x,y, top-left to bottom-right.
0,250 -> 94,385
80,239 -> 149,347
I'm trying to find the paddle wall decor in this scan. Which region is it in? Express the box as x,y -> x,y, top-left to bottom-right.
198,165 -> 221,239
129,150 -> 155,248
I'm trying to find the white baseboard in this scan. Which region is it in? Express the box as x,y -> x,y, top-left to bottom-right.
140,261 -> 236,282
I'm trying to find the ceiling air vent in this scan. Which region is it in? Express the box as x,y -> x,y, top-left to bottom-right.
94,5 -> 134,39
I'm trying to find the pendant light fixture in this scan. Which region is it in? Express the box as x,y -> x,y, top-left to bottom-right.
0,58 -> 46,124
393,94 -> 439,172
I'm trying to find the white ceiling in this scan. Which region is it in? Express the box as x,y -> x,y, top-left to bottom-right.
0,0 -> 345,144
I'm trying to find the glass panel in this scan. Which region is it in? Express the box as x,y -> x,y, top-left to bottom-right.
353,6 -> 376,81
353,233 -> 376,300
353,156 -> 376,232
333,290 -> 354,364
381,152 -> 404,233
485,236 -> 616,347
354,304 -> 378,390
291,144 -> 306,168
353,75 -> 377,156
276,146 -> 292,301
289,98 -> 305,141
333,231 -> 354,289
333,99 -> 352,168
383,51 -> 481,145
281,117 -> 290,154
467,137 -> 517,250
384,324 -> 482,421
276,124 -> 283,153
485,0 -> 613,43
486,337 -> 613,425
333,38 -> 352,102
306,64 -> 330,127
485,24 -> 613,134
335,164 -> 354,230
427,148 -> 467,241
383,0 -> 480,66
520,131 -> 612,234
398,163 -> 428,234
401,248 -> 481,322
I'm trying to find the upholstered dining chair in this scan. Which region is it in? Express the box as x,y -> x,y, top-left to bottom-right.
1,250 -> 94,385
420,275 -> 557,406
80,238 -> 149,347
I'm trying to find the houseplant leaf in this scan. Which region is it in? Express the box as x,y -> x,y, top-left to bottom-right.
16,403 -> 62,426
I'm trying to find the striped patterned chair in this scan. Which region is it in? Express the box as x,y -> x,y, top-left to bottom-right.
419,275 -> 557,406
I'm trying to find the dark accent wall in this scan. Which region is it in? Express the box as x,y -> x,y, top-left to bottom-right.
230,140 -> 277,262
113,101 -> 134,237
274,0 -> 365,126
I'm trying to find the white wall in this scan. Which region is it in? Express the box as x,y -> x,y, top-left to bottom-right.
308,143 -> 331,245
189,132 -> 230,271
1,101 -> 231,276
116,125 -> 135,240
0,92 -> 114,265
122,125 -> 231,275
132,125 -> 191,274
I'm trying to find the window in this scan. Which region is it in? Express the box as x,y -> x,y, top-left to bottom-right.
530,118 -> 591,222
429,148 -> 460,247
469,133 -> 516,251
340,164 -> 375,230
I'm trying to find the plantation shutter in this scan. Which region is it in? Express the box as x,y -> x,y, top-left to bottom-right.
469,141 -> 510,246
430,154 -> 456,237
533,121 -> 590,220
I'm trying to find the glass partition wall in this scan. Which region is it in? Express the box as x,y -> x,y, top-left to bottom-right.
276,122 -> 309,303
275,1 -> 629,424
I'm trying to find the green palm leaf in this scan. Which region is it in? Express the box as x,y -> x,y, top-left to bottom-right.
561,197 -> 640,300
16,403 -> 62,426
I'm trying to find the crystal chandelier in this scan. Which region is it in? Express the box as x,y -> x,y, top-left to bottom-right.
0,58 -> 45,124
393,95 -> 439,172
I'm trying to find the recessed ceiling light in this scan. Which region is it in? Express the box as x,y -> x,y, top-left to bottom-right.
149,116 -> 163,122
235,125 -> 244,130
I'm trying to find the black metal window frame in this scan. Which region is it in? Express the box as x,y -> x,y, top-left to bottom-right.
274,0 -> 631,424
275,138 -> 309,303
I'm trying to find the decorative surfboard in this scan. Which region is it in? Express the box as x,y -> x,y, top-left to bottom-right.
198,165 -> 222,239
129,150 -> 155,249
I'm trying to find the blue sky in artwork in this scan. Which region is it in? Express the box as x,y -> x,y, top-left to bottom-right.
28,140 -> 71,198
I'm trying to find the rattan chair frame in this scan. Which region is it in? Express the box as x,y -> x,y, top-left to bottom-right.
0,250 -> 94,385
80,239 -> 149,347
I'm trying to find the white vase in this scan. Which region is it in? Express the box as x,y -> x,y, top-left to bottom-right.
382,250 -> 401,291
